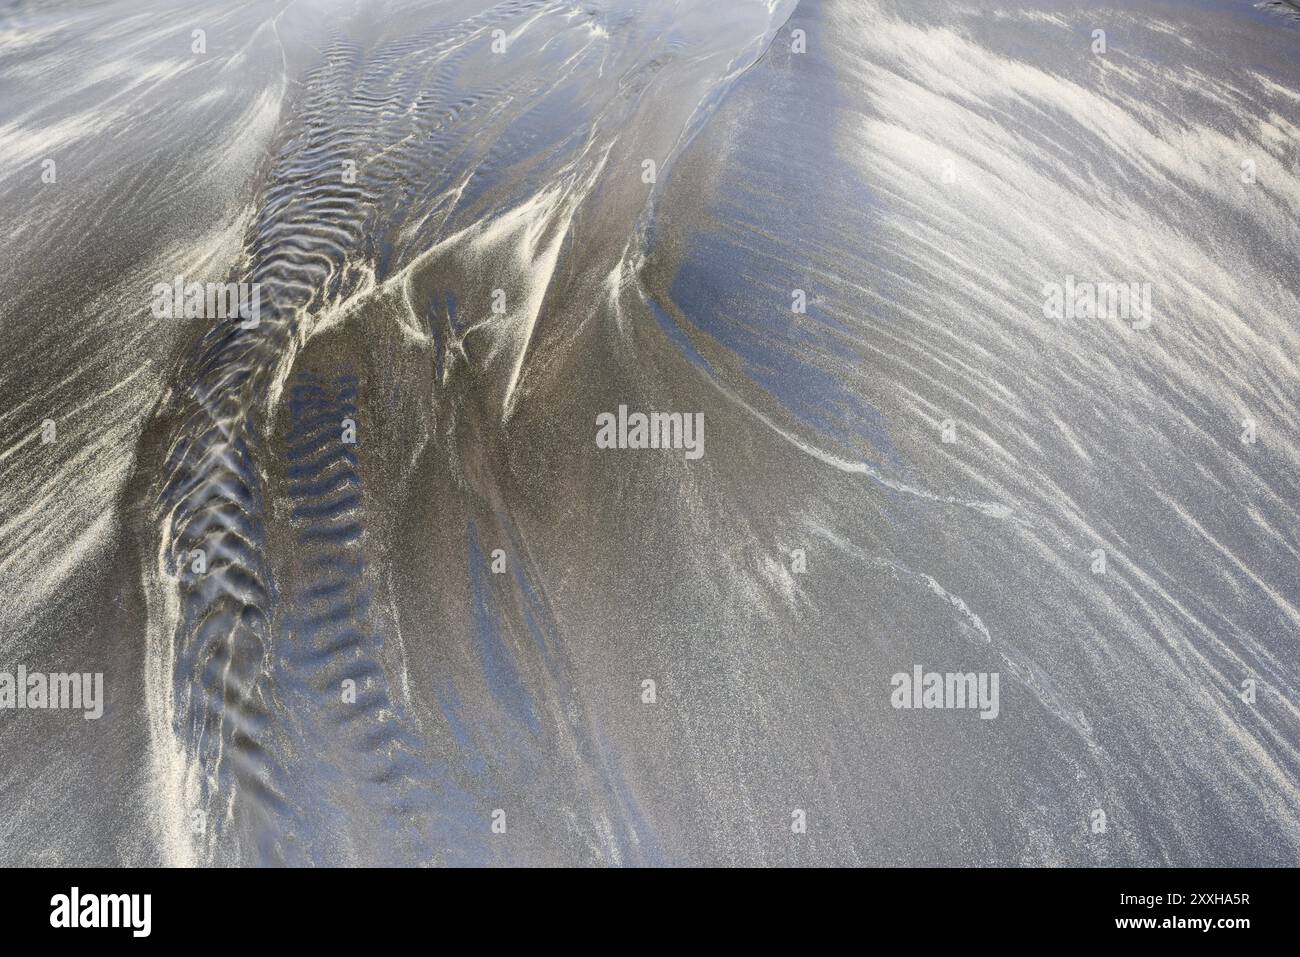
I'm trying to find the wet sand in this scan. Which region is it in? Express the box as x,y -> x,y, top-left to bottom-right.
0,0 -> 1296,865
